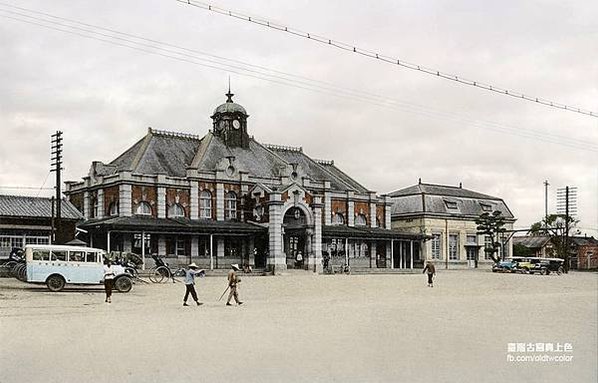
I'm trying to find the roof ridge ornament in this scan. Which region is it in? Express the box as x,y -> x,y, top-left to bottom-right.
226,77 -> 234,103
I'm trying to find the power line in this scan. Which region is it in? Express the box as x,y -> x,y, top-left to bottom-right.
176,0 -> 597,119
0,186 -> 54,190
0,5 -> 597,153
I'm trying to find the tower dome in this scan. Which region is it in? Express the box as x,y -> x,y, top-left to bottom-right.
211,90 -> 247,117
210,89 -> 250,149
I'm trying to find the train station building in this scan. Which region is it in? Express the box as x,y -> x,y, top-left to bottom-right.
65,90 -> 426,271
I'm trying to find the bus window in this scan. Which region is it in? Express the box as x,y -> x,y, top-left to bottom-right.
33,250 -> 50,261
69,251 -> 85,262
86,252 -> 98,263
52,251 -> 67,261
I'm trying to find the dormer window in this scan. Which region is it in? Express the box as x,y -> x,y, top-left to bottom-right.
136,201 -> 152,216
480,203 -> 493,212
444,200 -> 458,210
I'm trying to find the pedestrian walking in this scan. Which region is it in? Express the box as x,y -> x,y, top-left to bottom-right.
183,263 -> 205,306
103,259 -> 115,303
296,251 -> 303,269
226,264 -> 243,306
423,260 -> 436,287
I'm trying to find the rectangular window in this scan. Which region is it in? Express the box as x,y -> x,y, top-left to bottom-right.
52,251 -> 67,261
431,234 -> 441,259
466,235 -> 477,244
33,250 -> 50,261
69,251 -> 85,262
444,200 -> 458,210
449,234 -> 459,260
176,239 -> 185,257
86,252 -> 98,263
480,203 -> 493,212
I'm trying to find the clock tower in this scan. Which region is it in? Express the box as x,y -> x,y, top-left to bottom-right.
211,89 -> 250,149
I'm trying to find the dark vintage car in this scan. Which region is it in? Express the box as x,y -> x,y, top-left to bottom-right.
531,258 -> 565,275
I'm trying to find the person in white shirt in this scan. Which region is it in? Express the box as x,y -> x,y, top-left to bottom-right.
103,260 -> 115,303
183,263 -> 205,306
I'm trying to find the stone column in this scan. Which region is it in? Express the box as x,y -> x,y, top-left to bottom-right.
371,242 -> 377,268
386,241 -> 392,269
268,190 -> 285,272
217,238 -> 225,258
97,189 -> 104,219
191,236 -> 199,260
119,184 -> 132,217
369,198 -> 377,228
311,196 -> 323,273
123,234 -> 132,252
158,235 -> 166,256
216,183 -> 224,221
384,196 -> 391,229
189,181 -> 199,219
157,186 -> 166,219
83,191 -> 90,219
347,194 -> 355,227
324,191 -> 332,226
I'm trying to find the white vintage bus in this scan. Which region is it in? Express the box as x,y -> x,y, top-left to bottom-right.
25,244 -> 133,292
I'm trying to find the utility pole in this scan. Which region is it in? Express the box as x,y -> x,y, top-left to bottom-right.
50,131 -> 63,242
543,180 -> 549,222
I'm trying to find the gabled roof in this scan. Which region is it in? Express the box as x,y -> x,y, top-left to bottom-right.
512,236 -> 551,249
91,128 -> 369,193
389,182 -> 498,199
389,182 -> 515,219
0,195 -> 83,220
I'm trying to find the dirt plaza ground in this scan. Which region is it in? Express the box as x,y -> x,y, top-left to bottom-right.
0,270 -> 596,383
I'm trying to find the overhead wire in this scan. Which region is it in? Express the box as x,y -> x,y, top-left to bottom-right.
176,0 -> 597,119
0,4 -> 597,153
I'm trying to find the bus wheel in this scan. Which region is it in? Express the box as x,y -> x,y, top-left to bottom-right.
115,276 -> 133,293
46,275 -> 65,292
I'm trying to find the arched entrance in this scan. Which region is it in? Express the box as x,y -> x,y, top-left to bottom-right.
283,206 -> 308,269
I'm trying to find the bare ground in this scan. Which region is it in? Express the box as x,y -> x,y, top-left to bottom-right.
0,270 -> 596,383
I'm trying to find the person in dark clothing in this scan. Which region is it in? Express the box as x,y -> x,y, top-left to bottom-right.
226,264 -> 243,306
423,261 -> 436,287
183,263 -> 205,306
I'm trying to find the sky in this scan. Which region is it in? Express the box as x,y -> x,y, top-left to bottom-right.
0,0 -> 597,236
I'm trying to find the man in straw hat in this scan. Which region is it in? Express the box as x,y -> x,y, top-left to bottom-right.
226,264 -> 243,306
183,262 -> 205,306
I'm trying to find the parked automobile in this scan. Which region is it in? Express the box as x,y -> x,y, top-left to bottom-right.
24,244 -> 133,292
492,260 -> 519,273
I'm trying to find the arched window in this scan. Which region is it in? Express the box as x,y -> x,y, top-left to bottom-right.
108,202 -> 119,216
355,214 -> 367,226
199,190 -> 212,219
168,203 -> 185,218
332,212 -> 344,225
136,201 -> 152,216
225,191 -> 237,220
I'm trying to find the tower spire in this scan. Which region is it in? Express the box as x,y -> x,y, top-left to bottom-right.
226,76 -> 234,102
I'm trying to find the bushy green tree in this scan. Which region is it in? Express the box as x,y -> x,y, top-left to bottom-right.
476,211 -> 507,264
530,214 -> 578,272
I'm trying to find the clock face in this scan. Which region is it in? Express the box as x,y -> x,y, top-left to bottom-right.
232,119 -> 241,129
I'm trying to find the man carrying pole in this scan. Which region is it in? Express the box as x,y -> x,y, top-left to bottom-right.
226,264 -> 243,306
183,263 -> 205,306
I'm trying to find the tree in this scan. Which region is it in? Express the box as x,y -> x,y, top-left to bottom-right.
530,214 -> 578,272
476,210 -> 507,264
